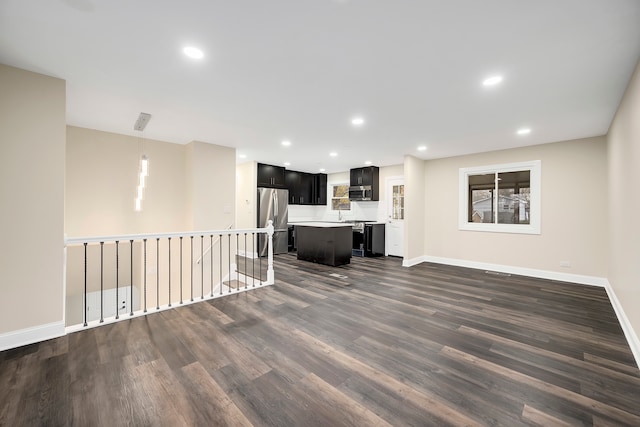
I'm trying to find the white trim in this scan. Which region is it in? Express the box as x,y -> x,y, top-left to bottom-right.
421,255 -> 607,287
0,321 -> 66,352
459,160 -> 541,235
402,255 -> 427,267
603,280 -> 640,367
236,249 -> 259,259
65,226 -> 267,245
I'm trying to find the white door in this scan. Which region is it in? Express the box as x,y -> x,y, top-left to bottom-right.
386,177 -> 404,257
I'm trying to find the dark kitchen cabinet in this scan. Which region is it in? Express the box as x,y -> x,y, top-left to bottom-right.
350,166 -> 378,186
285,170 -> 311,204
257,163 -> 285,188
364,223 -> 385,256
296,225 -> 352,266
350,168 -> 363,186
349,166 -> 379,201
299,173 -> 313,204
285,170 -> 327,205
284,170 -> 300,203
314,173 -> 327,205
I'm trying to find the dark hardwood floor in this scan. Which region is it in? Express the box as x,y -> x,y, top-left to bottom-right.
2,254 -> 640,426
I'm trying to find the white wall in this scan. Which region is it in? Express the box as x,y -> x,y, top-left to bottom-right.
67,129 -> 236,236
236,161 -> 257,229
404,156 -> 426,265
66,126 -> 188,236
0,64 -> 66,343
184,140 -> 237,301
422,136 -> 608,278
608,58 -> 640,359
186,140 -> 236,231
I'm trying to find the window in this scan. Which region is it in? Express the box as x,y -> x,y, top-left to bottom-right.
459,160 -> 540,234
392,184 -> 404,220
331,184 -> 351,210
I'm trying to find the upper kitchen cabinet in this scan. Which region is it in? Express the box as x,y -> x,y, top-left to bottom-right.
350,166 -> 379,186
299,172 -> 314,204
314,173 -> 327,205
285,170 -> 310,204
284,169 -> 299,201
285,169 -> 327,205
257,163 -> 286,188
349,166 -> 379,201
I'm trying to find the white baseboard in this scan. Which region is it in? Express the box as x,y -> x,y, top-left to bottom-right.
420,255 -> 608,287
0,321 -> 66,352
237,249 -> 259,259
603,281 -> 640,368
402,255 -> 427,267
406,255 -> 639,368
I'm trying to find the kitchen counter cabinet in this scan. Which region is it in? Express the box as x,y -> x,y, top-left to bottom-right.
295,224 -> 352,266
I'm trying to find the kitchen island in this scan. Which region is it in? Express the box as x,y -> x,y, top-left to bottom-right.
293,222 -> 352,267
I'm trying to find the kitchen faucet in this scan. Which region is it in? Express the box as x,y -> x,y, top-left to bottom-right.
338,210 -> 342,222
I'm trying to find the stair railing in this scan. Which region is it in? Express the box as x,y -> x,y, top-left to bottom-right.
63,221 -> 275,332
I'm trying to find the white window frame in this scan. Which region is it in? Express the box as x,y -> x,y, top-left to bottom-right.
331,183 -> 351,211
458,160 -> 541,234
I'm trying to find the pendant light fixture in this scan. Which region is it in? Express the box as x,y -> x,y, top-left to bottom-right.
134,112 -> 151,211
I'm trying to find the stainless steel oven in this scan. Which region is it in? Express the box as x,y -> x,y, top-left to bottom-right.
351,222 -> 385,257
352,222 -> 365,256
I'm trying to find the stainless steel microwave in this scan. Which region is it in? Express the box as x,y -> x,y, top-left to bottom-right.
349,185 -> 374,201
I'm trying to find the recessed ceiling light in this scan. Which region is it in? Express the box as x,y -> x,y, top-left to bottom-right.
329,152 -> 338,157
517,128 -> 531,135
351,117 -> 365,127
482,75 -> 503,86
319,168 -> 326,172
183,46 -> 204,59
284,162 -> 291,166
281,140 -> 291,146
239,154 -> 247,159
364,160 -> 372,165
417,145 -> 427,151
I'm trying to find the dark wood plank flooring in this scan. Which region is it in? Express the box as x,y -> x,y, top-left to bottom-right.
2,254 -> 640,426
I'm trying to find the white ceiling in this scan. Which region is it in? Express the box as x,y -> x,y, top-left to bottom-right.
1,0 -> 639,173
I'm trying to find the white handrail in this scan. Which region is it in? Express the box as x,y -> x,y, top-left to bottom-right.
65,225 -> 265,245
196,223 -> 234,265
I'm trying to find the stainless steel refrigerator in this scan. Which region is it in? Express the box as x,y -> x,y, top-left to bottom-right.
257,187 -> 289,256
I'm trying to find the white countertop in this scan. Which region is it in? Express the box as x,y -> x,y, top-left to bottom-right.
291,222 -> 352,228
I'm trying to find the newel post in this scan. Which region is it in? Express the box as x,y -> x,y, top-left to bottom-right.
266,220 -> 275,285
63,234 -> 68,327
